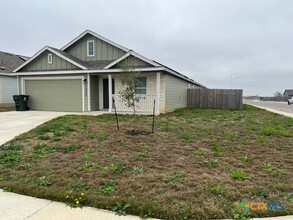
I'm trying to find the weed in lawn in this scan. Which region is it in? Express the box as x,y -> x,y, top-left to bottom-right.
89,130 -> 107,141
137,151 -> 151,158
260,127 -> 276,136
33,144 -> 55,155
193,150 -> 205,157
256,137 -> 268,143
180,133 -> 193,144
106,157 -> 125,174
19,162 -> 32,170
281,192 -> 293,202
204,182 -> 225,195
82,154 -> 91,161
64,127 -> 75,132
78,162 -> 99,171
132,166 -> 145,174
280,130 -> 292,137
224,131 -> 237,140
231,145 -> 244,151
84,147 -> 96,154
53,131 -> 64,137
251,188 -> 268,200
237,156 -> 251,162
136,142 -> 146,147
112,202 -> 131,216
164,171 -> 183,185
36,176 -> 52,186
0,151 -> 22,167
2,142 -> 22,151
37,135 -> 51,140
71,182 -> 90,192
233,210 -> 251,220
3,185 -> 12,192
262,162 -> 275,170
229,169 -> 247,180
204,159 -> 218,167
52,137 -> 61,142
65,192 -> 85,208
59,144 -> 79,153
99,180 -> 116,194
212,145 -> 224,157
34,126 -> 51,134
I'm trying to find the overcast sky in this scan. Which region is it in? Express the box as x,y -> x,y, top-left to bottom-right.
1,0 -> 292,96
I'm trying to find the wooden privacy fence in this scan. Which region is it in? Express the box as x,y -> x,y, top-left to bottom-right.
187,89 -> 243,110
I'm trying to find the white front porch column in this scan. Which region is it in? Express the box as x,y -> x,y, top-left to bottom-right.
156,72 -> 160,115
108,74 -> 112,112
87,73 -> 91,112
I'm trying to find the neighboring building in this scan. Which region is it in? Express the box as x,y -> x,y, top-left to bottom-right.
0,51 -> 28,105
283,89 -> 293,98
13,30 -> 204,114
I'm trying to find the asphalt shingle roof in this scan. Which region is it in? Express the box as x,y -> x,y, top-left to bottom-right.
0,51 -> 28,73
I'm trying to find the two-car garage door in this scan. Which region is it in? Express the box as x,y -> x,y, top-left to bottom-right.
25,79 -> 83,112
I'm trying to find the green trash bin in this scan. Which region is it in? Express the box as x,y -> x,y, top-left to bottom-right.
13,95 -> 30,111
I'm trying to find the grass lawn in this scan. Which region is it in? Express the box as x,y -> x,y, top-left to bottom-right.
0,105 -> 292,219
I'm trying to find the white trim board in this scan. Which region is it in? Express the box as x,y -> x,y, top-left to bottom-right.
21,76 -> 85,112
61,30 -> 129,52
13,67 -> 203,86
13,46 -> 88,72
103,50 -> 160,69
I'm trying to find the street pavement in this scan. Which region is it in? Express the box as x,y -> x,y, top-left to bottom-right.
243,99 -> 293,118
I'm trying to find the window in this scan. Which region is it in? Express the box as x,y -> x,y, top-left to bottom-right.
48,53 -> 52,64
87,40 -> 95,56
135,77 -> 147,95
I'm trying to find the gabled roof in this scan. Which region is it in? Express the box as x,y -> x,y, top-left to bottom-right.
283,89 -> 293,96
13,46 -> 88,72
0,51 -> 28,73
103,50 -> 160,69
61,29 -> 129,52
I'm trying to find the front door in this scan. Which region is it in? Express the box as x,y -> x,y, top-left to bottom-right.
103,78 -> 115,109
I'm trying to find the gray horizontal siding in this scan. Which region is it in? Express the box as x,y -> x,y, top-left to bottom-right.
0,76 -> 17,103
165,74 -> 189,111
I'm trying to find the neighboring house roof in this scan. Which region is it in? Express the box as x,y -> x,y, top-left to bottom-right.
12,30 -> 204,87
0,51 -> 28,74
283,89 -> 293,96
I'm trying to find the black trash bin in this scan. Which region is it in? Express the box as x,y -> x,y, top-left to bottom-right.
13,95 -> 30,111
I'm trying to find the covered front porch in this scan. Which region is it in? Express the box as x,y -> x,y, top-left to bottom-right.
87,72 -> 162,115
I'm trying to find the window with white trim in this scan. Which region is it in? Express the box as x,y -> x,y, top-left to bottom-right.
48,53 -> 52,64
87,40 -> 95,56
135,77 -> 147,95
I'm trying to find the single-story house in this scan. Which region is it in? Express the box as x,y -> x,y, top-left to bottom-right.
283,89 -> 293,98
0,51 -> 27,105
12,30 -> 204,114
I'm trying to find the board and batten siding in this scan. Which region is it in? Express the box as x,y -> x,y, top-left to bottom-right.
112,56 -> 152,68
90,75 -> 99,110
165,74 -> 190,112
21,51 -> 80,72
0,76 -> 17,104
65,33 -> 126,62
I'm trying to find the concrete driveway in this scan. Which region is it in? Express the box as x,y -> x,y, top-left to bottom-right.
0,111 -> 70,145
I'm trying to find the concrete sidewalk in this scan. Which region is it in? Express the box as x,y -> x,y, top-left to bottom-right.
0,190 -> 150,220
